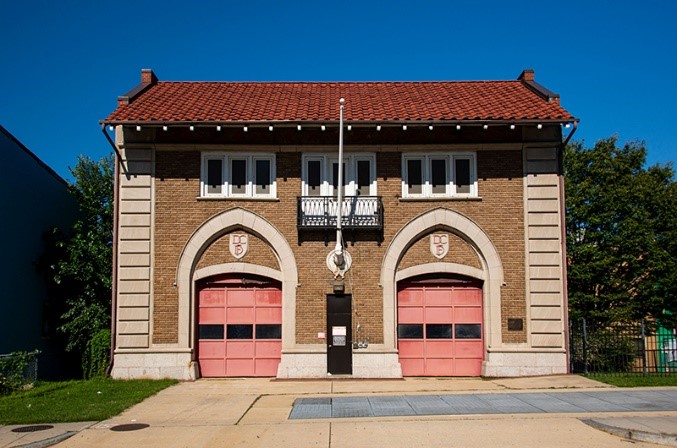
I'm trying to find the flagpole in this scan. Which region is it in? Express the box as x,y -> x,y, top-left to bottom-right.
334,98 -> 345,267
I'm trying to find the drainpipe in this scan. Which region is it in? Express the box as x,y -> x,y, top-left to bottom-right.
101,124 -> 121,376
559,120 -> 578,372
562,121 -> 578,148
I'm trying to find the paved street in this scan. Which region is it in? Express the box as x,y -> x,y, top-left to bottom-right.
2,376 -> 676,448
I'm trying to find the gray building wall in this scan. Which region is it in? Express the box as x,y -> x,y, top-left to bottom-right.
0,125 -> 79,378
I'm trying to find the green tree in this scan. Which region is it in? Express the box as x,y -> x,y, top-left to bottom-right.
564,137 -> 676,326
50,154 -> 114,361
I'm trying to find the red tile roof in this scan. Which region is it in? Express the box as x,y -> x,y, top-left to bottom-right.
103,74 -> 575,124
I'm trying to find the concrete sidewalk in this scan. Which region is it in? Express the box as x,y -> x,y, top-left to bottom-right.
1,375 -> 675,448
289,389 -> 677,419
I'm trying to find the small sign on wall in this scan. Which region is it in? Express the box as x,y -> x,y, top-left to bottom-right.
332,326 -> 347,346
508,318 -> 524,331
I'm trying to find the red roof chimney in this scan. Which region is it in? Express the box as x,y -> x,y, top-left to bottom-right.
117,69 -> 158,107
518,69 -> 535,82
141,69 -> 158,85
518,68 -> 560,103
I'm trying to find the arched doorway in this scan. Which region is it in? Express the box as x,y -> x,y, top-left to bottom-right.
196,274 -> 282,377
381,208 -> 504,359
397,275 -> 484,376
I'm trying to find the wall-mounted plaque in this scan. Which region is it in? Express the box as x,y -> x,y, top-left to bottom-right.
229,233 -> 248,259
430,234 -> 449,259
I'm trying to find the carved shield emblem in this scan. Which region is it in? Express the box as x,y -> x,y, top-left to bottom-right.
229,233 -> 248,259
430,234 -> 449,259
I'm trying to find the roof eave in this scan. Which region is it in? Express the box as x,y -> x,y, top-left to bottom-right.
101,117 -> 577,127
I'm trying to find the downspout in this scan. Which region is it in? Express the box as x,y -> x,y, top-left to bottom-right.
562,120 -> 578,148
559,120 -> 578,372
101,123 -> 126,171
101,124 -> 121,376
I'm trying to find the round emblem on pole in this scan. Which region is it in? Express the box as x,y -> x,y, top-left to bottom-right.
326,249 -> 352,279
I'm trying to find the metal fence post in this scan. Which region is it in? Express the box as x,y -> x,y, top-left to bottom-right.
641,319 -> 647,375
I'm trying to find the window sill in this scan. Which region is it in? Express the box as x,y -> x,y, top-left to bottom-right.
197,196 -> 280,202
399,196 -> 482,202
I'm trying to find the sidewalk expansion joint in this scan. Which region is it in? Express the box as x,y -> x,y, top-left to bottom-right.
235,394 -> 264,426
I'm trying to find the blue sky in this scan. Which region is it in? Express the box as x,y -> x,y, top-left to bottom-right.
1,0 -> 675,180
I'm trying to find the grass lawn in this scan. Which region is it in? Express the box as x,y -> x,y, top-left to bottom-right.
585,374 -> 677,387
0,378 -> 177,425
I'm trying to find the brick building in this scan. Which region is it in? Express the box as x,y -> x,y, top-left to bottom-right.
102,69 -> 577,379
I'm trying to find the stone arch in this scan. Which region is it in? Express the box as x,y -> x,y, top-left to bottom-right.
381,208 -> 504,350
176,208 -> 298,350
395,262 -> 485,283
193,263 -> 283,283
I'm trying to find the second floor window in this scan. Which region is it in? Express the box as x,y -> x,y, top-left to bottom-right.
302,153 -> 376,197
201,153 -> 276,198
402,153 -> 477,198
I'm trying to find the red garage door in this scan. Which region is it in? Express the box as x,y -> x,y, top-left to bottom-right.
398,281 -> 483,376
197,277 -> 282,377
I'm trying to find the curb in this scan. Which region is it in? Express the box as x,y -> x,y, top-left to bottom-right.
14,431 -> 78,448
581,419 -> 677,447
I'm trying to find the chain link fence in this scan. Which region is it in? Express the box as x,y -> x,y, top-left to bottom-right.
570,319 -> 677,375
0,350 -> 40,394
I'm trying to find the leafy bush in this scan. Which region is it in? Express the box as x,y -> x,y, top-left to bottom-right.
585,328 -> 637,372
39,155 -> 113,368
570,321 -> 638,373
82,329 -> 111,379
0,351 -> 40,395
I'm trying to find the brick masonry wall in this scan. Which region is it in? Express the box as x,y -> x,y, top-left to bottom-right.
398,232 -> 482,271
377,151 -> 526,343
152,148 -> 526,345
153,150 -> 300,343
196,232 -> 280,271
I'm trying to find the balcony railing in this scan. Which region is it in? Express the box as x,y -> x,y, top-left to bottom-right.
297,196 -> 383,230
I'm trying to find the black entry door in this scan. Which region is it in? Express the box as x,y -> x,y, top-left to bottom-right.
327,294 -> 352,374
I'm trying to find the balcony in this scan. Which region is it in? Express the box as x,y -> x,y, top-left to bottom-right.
297,196 -> 383,243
